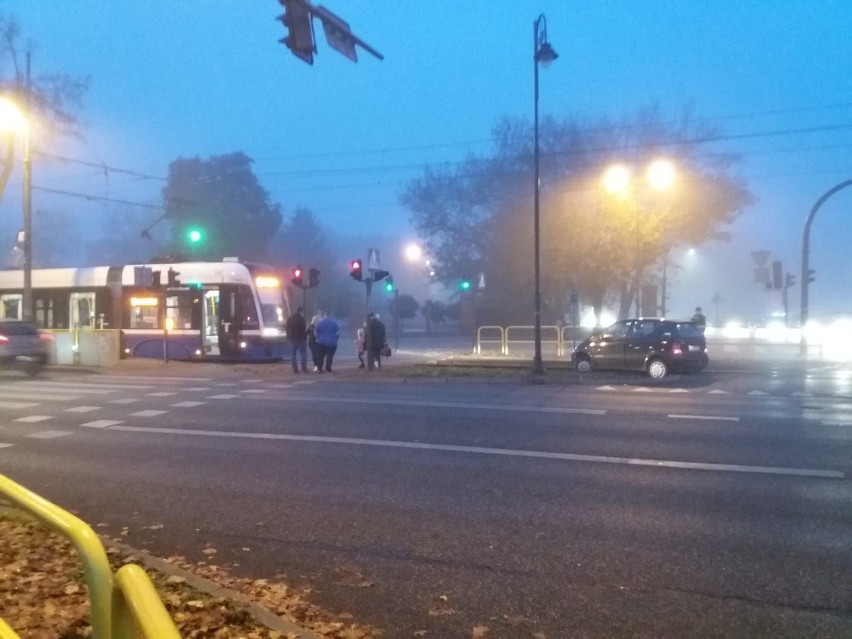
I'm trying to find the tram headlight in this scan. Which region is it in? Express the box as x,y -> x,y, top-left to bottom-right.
240,341 -> 247,349
262,327 -> 280,337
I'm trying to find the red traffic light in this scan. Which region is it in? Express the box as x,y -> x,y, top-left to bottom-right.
349,259 -> 363,281
291,265 -> 304,287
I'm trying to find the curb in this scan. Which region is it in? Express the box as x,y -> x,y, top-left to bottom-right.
103,538 -> 322,639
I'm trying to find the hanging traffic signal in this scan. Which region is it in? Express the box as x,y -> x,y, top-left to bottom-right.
308,267 -> 320,288
459,277 -> 472,291
349,259 -> 363,281
291,265 -> 304,287
167,267 -> 181,287
277,0 -> 315,65
383,276 -> 395,293
785,273 -> 796,288
806,268 -> 816,284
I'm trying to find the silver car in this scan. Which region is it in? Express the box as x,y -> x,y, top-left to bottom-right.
0,319 -> 50,376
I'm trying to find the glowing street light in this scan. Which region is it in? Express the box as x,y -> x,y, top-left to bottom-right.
404,243 -> 423,262
603,159 -> 677,316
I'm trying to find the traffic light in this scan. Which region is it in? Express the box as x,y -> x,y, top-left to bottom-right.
291,265 -> 304,287
349,259 -> 363,281
167,267 -> 181,287
806,268 -> 816,284
186,227 -> 204,245
459,277 -> 472,291
308,267 -> 320,288
277,0 -> 315,65
785,273 -> 796,288
772,261 -> 783,289
383,276 -> 395,293
372,269 -> 390,282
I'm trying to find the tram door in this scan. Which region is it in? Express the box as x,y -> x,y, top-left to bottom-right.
216,285 -> 239,358
70,293 -> 96,330
203,289 -> 220,356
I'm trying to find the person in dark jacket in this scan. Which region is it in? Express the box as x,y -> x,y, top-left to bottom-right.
285,307 -> 308,373
366,313 -> 387,370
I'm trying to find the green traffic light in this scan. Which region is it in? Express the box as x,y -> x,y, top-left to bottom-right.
186,228 -> 204,244
384,281 -> 394,293
459,280 -> 471,290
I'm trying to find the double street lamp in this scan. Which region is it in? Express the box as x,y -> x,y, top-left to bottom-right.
603,159 -> 677,317
532,14 -> 558,374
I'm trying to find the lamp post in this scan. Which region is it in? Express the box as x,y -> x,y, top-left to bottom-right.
532,14 -> 557,374
0,73 -> 32,322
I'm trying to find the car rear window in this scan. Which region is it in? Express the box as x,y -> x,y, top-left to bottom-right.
674,322 -> 702,338
0,322 -> 39,336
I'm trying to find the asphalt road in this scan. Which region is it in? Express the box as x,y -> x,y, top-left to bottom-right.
1,362 -> 850,638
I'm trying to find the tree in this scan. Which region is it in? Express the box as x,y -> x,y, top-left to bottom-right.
161,152 -> 282,261
389,293 -> 419,332
401,108 -> 751,326
0,14 -> 89,199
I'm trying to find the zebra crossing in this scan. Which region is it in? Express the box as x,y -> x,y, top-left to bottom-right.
0,375 -> 318,451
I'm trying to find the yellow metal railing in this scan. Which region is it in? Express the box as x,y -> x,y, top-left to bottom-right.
0,473 -> 181,639
475,325 -> 506,354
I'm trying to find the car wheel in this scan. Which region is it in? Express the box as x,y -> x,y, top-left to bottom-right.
575,356 -> 592,374
647,358 -> 668,380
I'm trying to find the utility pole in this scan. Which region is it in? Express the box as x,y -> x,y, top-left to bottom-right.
22,52 -> 33,321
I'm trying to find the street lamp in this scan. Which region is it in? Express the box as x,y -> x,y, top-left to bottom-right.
532,14 -> 557,374
603,159 -> 676,317
0,93 -> 32,321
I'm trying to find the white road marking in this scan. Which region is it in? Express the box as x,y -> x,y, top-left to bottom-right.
267,395 -> 606,415
184,387 -> 212,392
79,420 -> 124,429
241,379 -> 263,383
270,384 -> 293,389
668,414 -> 741,422
147,392 -> 178,397
240,389 -> 267,394
0,443 -> 13,449
748,390 -> 769,396
293,380 -> 317,384
14,415 -> 53,423
0,392 -> 80,402
109,399 -> 139,404
668,388 -> 689,393
207,394 -> 239,400
128,410 -> 168,418
216,383 -> 238,387
596,386 -> 616,391
64,406 -> 101,413
791,391 -> 812,397
92,375 -> 210,383
0,401 -> 40,409
708,389 -> 729,394
28,430 -> 73,439
632,387 -> 653,392
15,382 -> 124,393
171,401 -> 207,408
108,425 -> 845,479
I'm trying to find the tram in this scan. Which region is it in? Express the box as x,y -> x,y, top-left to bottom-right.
0,258 -> 292,361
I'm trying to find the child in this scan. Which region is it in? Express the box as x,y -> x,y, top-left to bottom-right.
355,324 -> 366,369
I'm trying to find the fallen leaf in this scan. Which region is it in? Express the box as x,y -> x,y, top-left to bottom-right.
471,626 -> 489,638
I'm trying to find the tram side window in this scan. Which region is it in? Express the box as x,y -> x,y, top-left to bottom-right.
35,297 -> 54,328
129,299 -> 159,329
1,294 -> 21,319
165,294 -> 198,330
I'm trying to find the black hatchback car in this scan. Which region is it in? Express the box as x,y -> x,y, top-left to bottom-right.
0,319 -> 50,376
573,318 -> 708,380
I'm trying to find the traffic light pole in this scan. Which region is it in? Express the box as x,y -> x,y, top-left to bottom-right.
799,179 -> 852,357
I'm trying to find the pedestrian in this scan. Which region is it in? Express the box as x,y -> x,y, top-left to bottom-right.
366,312 -> 387,370
355,323 -> 366,369
315,313 -> 340,373
691,306 -> 707,333
285,306 -> 308,373
308,312 -> 322,372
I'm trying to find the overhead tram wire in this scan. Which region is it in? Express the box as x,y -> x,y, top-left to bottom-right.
32,185 -> 164,210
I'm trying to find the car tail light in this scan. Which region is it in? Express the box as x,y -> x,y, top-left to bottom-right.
38,332 -> 55,342
0,335 -> 7,344
670,341 -> 683,355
